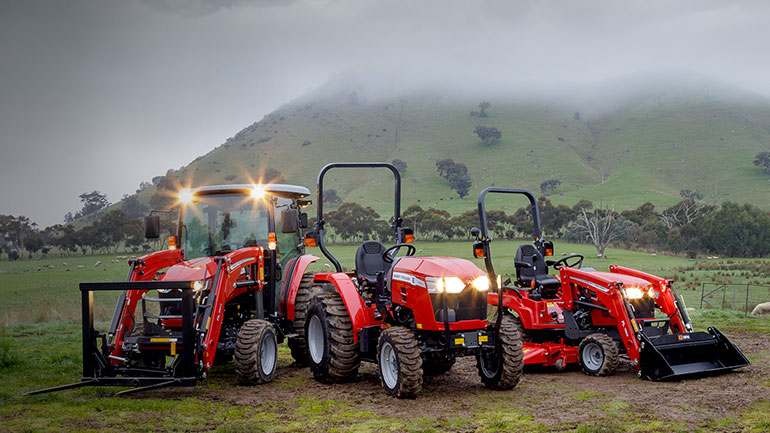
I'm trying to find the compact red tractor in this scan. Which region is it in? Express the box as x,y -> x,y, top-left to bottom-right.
471,187 -> 749,380
29,183 -> 325,395
301,163 -> 523,398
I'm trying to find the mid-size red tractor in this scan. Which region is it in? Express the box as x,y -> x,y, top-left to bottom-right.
301,163 -> 523,398
28,183 -> 326,395
470,187 -> 749,380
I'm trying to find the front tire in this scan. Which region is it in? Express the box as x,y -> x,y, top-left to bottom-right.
578,333 -> 619,376
305,292 -> 359,382
377,327 -> 423,398
477,315 -> 524,390
234,319 -> 277,385
288,273 -> 318,366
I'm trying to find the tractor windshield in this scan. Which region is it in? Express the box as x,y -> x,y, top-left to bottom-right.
181,193 -> 270,259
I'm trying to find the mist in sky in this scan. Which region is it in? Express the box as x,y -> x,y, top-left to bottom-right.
1,0 -> 769,226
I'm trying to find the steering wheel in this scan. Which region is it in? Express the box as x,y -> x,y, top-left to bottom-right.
382,243 -> 417,263
550,254 -> 584,270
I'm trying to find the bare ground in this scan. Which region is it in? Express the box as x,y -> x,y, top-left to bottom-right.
141,332 -> 769,431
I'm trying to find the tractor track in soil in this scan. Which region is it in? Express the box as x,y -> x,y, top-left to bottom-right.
142,332 -> 768,430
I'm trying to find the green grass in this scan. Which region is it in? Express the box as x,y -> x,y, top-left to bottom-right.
1,247 -> 770,432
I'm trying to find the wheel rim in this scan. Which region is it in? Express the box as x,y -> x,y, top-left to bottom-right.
308,315 -> 324,364
380,342 -> 399,389
260,331 -> 276,375
582,342 -> 603,371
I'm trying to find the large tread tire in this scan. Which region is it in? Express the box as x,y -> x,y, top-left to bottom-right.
477,315 -> 524,390
377,327 -> 423,399
288,273 -> 318,366
422,352 -> 456,376
234,319 -> 278,385
578,333 -> 619,377
509,315 -> 532,343
305,291 -> 359,383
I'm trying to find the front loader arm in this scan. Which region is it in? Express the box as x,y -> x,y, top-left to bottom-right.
609,265 -> 689,333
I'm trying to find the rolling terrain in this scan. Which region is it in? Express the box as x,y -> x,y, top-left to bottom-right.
131,78 -> 770,218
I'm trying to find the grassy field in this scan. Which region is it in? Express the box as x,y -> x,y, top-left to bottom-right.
1,243 -> 769,432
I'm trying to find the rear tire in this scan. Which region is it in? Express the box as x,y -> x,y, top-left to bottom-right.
578,333 -> 619,376
234,319 -> 277,385
509,315 -> 531,342
305,291 -> 359,382
377,327 -> 423,398
288,273 -> 318,366
477,315 -> 524,390
422,352 -> 456,376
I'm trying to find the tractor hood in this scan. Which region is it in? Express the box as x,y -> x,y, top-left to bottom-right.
161,257 -> 218,281
393,256 -> 486,281
582,271 -> 653,291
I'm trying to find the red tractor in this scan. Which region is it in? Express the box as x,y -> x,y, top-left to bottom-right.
29,183 -> 325,395
301,163 -> 523,398
470,187 -> 749,380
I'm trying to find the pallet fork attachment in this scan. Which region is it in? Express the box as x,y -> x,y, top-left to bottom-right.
25,281 -> 199,396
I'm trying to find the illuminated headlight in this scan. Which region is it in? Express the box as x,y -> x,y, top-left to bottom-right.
472,276 -> 490,291
193,280 -> 204,292
251,186 -> 265,199
179,188 -> 194,204
425,277 -> 468,294
624,287 -> 645,299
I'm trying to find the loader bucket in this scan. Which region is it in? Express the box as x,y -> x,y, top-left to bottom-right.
638,327 -> 749,381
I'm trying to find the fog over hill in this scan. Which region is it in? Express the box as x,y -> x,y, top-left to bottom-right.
2,0 -> 770,226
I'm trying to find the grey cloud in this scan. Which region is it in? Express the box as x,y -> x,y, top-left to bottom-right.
139,0 -> 299,17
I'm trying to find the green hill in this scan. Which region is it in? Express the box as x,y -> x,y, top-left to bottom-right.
136,79 -> 770,218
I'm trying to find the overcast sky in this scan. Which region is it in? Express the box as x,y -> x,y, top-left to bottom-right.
2,0 -> 769,227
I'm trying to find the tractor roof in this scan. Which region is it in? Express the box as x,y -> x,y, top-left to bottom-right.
191,184 -> 311,198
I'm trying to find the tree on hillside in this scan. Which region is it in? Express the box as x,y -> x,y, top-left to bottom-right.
754,152 -> 770,174
679,189 -> 703,200
435,159 -> 472,198
391,159 -> 407,174
702,202 -> 770,257
323,189 -> 341,205
539,179 -> 561,196
77,191 -> 110,217
478,101 -> 490,117
121,194 -> 149,219
567,206 -> 623,258
473,125 -> 502,146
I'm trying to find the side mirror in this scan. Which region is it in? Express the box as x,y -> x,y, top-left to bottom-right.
281,209 -> 299,233
543,240 -> 554,257
145,215 -> 160,239
298,212 -> 308,229
472,240 -> 485,258
470,227 -> 480,239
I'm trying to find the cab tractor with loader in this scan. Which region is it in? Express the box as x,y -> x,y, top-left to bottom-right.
27,183 -> 325,395
470,187 -> 749,380
301,163 -> 523,398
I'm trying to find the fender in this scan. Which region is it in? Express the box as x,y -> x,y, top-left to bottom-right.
284,254 -> 320,319
313,272 -> 374,343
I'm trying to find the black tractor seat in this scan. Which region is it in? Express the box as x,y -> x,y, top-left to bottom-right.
514,244 -> 560,299
354,240 -> 392,287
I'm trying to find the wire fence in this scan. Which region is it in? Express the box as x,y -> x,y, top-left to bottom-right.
700,282 -> 770,317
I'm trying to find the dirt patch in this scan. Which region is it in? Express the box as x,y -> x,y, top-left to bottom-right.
143,332 -> 769,429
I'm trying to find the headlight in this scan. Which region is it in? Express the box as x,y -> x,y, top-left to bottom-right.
193,280 -> 204,292
425,276 -> 469,294
444,277 -> 466,293
624,287 -> 645,299
472,276 -> 490,291
179,188 -> 194,204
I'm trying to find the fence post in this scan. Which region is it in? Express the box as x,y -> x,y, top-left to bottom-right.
700,282 -> 705,309
745,283 -> 750,317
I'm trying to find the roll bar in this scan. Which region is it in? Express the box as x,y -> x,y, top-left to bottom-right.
314,162 -> 404,272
